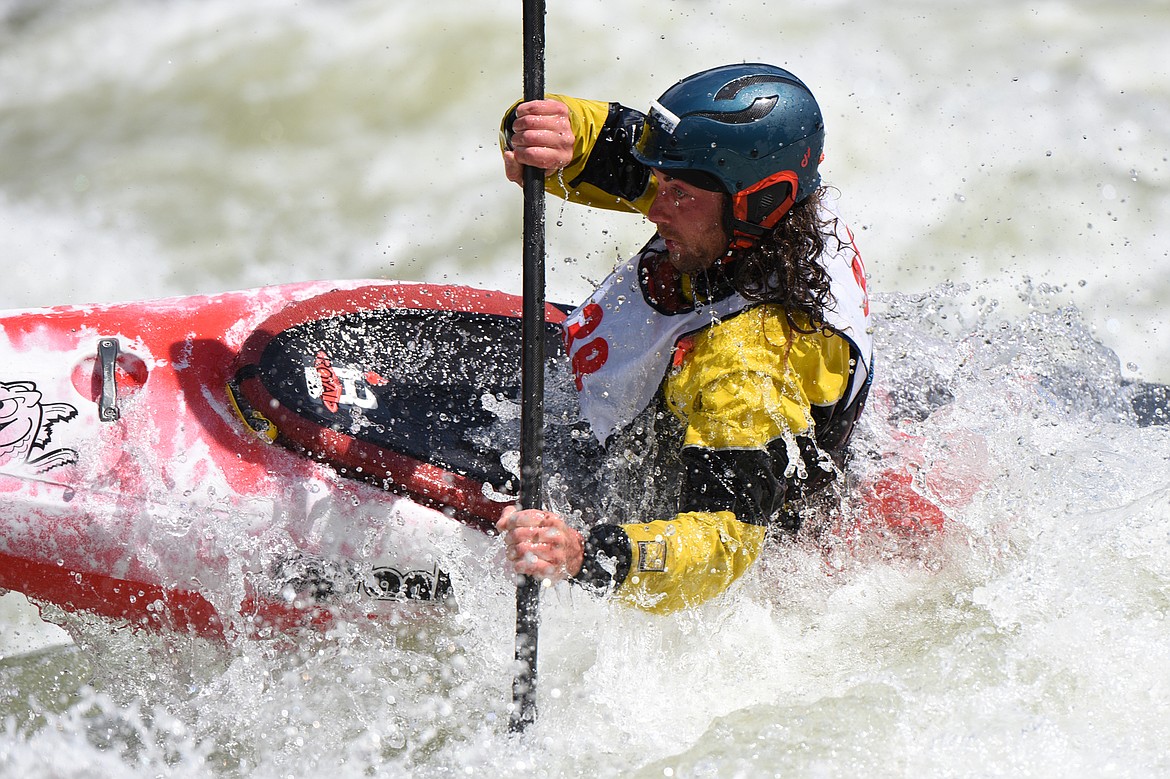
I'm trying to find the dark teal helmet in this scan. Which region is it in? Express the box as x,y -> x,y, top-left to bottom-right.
633,63 -> 825,247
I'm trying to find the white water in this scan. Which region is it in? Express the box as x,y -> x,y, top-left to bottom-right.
2,1 -> 1169,776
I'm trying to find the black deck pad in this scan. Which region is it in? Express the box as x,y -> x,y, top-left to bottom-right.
230,285 -> 602,526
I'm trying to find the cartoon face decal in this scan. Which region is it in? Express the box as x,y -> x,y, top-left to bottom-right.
0,380 -> 78,472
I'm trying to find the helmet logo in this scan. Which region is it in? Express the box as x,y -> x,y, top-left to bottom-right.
801,147 -> 811,168
648,99 -> 681,135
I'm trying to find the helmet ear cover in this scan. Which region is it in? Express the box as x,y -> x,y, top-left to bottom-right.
729,169 -> 798,250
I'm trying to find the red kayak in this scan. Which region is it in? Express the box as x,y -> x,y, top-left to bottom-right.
0,280 -> 965,640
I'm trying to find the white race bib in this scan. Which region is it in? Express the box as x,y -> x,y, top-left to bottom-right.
564,219 -> 872,444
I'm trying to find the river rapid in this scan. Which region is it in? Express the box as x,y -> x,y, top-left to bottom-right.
1,1 -> 1169,777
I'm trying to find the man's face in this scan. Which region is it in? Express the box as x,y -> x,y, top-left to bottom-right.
646,171 -> 730,273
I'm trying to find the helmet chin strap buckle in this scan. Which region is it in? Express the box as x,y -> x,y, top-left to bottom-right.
729,220 -> 767,252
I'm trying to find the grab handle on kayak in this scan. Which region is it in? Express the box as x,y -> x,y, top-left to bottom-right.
98,337 -> 121,422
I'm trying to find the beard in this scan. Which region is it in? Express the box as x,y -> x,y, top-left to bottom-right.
663,233 -> 729,273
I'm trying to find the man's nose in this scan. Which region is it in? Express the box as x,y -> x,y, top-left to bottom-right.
647,190 -> 670,226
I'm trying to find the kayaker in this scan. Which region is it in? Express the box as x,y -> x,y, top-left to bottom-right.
496,63 -> 874,613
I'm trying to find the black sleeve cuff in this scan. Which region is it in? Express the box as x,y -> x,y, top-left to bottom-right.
571,523 -> 632,593
499,103 -> 520,150
567,103 -> 652,203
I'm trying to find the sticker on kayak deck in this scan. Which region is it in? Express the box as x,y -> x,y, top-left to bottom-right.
0,380 -> 79,473
364,565 -> 453,602
304,350 -> 386,412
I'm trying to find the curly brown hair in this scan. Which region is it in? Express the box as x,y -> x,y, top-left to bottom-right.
729,187 -> 841,331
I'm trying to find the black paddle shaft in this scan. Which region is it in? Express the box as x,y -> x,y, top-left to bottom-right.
511,0 -> 545,733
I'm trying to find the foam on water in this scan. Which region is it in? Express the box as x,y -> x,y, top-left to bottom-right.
2,0 -> 1169,776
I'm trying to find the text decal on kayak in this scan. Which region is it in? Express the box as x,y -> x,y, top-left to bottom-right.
304,350 -> 382,412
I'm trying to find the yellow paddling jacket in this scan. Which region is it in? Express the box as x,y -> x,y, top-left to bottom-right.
504,96 -> 873,613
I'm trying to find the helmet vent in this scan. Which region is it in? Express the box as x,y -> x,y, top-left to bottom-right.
714,73 -> 808,100
691,95 -> 778,125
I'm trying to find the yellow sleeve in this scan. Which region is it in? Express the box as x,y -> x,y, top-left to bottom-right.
500,94 -> 658,214
613,511 -> 767,613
